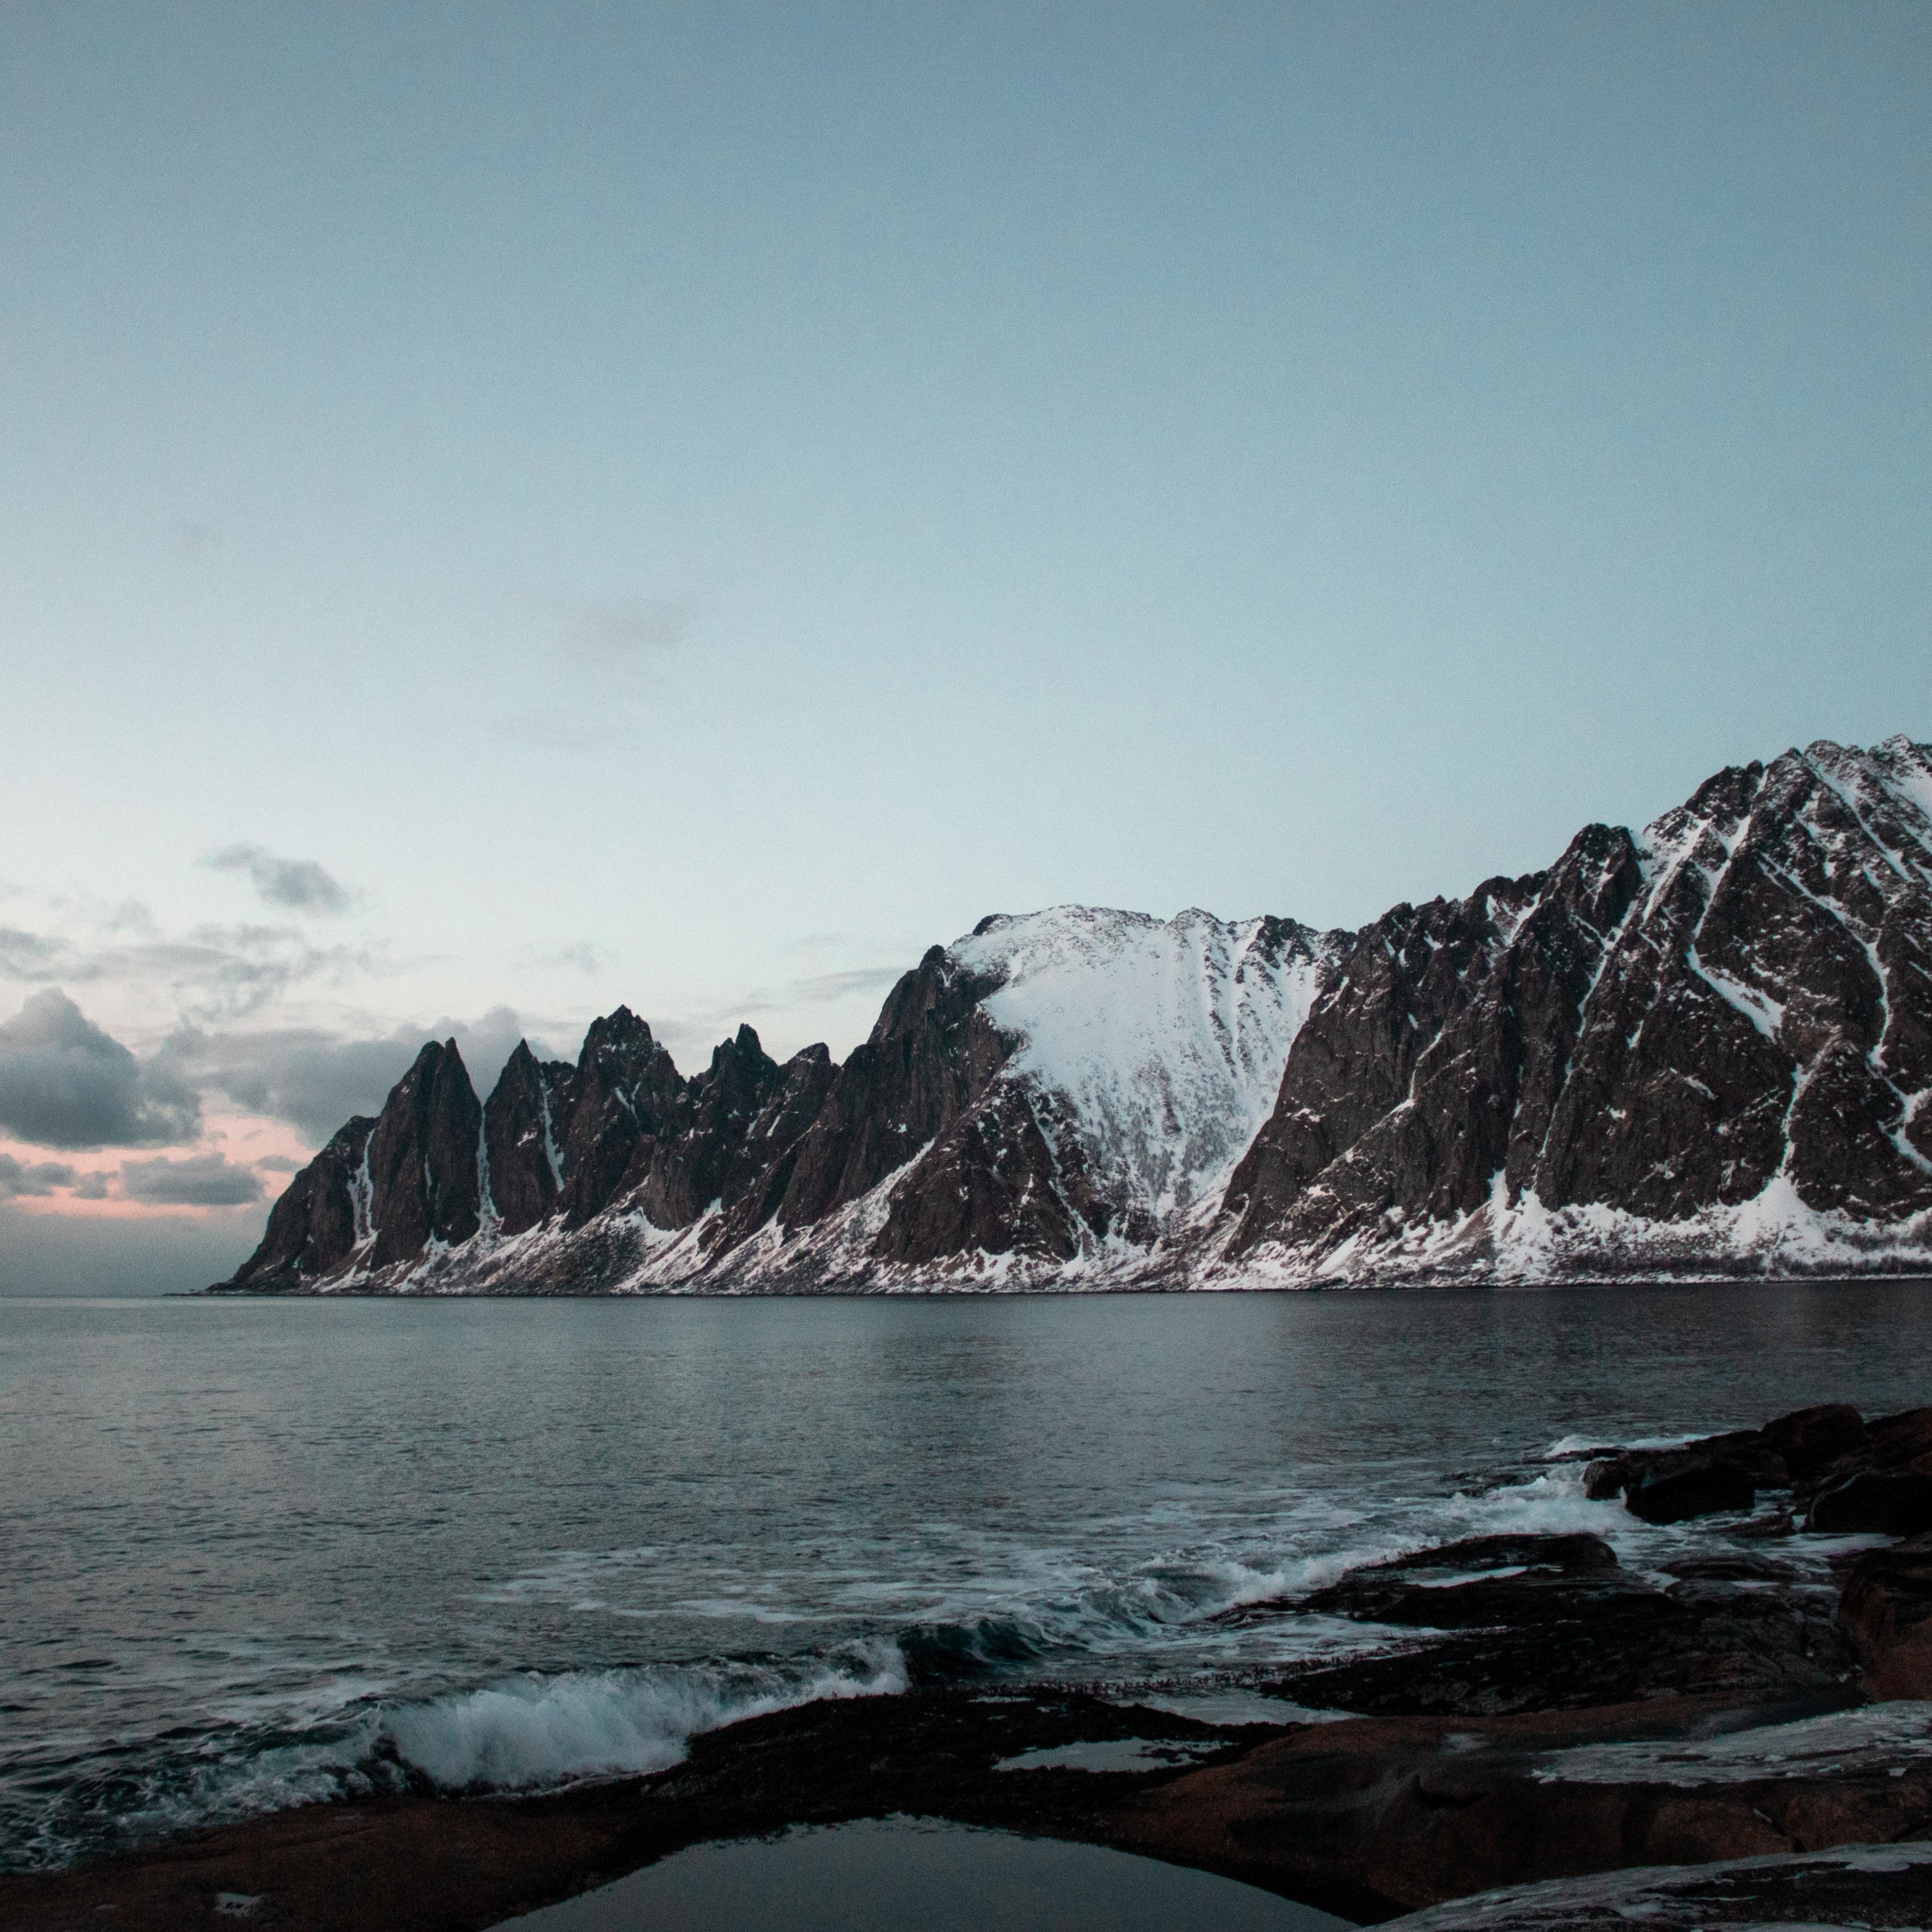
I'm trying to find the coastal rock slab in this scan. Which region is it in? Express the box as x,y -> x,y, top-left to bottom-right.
1377,1839 -> 1932,1929
1840,1536 -> 1932,1699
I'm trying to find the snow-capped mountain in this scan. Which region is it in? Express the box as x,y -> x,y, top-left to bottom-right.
219,907 -> 1341,1293
217,735 -> 1932,1294
1220,734 -> 1932,1281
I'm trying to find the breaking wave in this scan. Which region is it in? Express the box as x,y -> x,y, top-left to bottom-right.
9,1648 -> 907,1872
382,1645 -> 907,1790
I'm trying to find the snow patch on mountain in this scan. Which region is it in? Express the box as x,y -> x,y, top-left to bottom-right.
950,905 -> 1336,1224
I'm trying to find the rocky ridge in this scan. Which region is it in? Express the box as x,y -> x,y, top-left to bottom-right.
216,736 -> 1932,1293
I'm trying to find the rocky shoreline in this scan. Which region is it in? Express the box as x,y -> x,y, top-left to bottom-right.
7,1401 -> 1932,1931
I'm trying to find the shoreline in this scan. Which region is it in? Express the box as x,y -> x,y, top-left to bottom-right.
5,1678 -> 1929,1930
9,1399 -> 1932,1930
193,1269 -> 1932,1298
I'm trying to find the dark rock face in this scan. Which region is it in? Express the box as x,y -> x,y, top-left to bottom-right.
219,1115 -> 376,1291
229,1042 -> 488,1287
556,1008 -> 684,1229
1226,737 -> 1932,1272
1622,1459 -> 1758,1525
481,1042 -> 574,1238
774,949 -> 1013,1231
1225,825 -> 1646,1257
363,1040 -> 485,1268
702,1044 -> 841,1255
872,1079 -> 1085,1268
621,1026 -> 785,1230
1838,1532 -> 1932,1697
212,952 -> 1025,1291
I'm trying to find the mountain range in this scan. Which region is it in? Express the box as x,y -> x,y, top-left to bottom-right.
215,734 -> 1932,1293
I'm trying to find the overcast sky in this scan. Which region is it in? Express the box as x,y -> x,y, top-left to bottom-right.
3,2 -> 1929,1291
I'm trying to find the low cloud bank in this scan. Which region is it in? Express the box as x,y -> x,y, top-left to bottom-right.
0,992 -> 200,1149
156,1006 -> 555,1140
119,1153 -> 265,1207
0,909 -> 372,1025
0,1202 -> 258,1296
0,1153 -> 79,1199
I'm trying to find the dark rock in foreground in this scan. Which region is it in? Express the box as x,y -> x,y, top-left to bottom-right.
1269,1554 -> 1852,1720
1807,1408 -> 1932,1534
1623,1458 -> 1758,1524
1379,1841 -> 1932,1929
1839,1533 -> 1932,1699
1580,1403 -> 1932,1535
1297,1532 -> 1643,1630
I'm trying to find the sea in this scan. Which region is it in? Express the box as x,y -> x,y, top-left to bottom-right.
3,1281 -> 1929,1874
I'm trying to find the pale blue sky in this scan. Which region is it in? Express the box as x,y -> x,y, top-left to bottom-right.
2,2 -> 1929,1286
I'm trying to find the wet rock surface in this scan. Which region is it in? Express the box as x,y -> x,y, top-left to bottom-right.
1293,1533 -> 1643,1632
1807,1408 -> 1932,1535
1840,1534 -> 1932,1699
1377,1840 -> 1932,1929
1265,1574 -> 1852,1719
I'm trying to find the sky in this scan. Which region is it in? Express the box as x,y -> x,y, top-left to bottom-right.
2,1 -> 1929,1292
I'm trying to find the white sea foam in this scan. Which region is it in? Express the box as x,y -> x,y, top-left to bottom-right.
1542,1431 -> 1699,1458
381,1647 -> 908,1791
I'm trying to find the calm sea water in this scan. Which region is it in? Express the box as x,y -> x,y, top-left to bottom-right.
3,1282 -> 1929,1872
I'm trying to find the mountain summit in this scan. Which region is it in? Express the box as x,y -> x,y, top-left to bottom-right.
217,736 -> 1932,1293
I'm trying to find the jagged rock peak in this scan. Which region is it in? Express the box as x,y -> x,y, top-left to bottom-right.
576,1004 -> 666,1075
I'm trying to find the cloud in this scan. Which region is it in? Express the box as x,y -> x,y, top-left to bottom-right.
553,597 -> 694,686
0,1152 -> 78,1198
0,907 -> 379,1024
0,926 -> 70,976
154,1027 -> 415,1140
153,1005 -> 561,1142
205,846 -> 352,915
494,597 -> 700,744
0,991 -> 201,1149
735,968 -> 907,1011
119,1152 -> 265,1208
